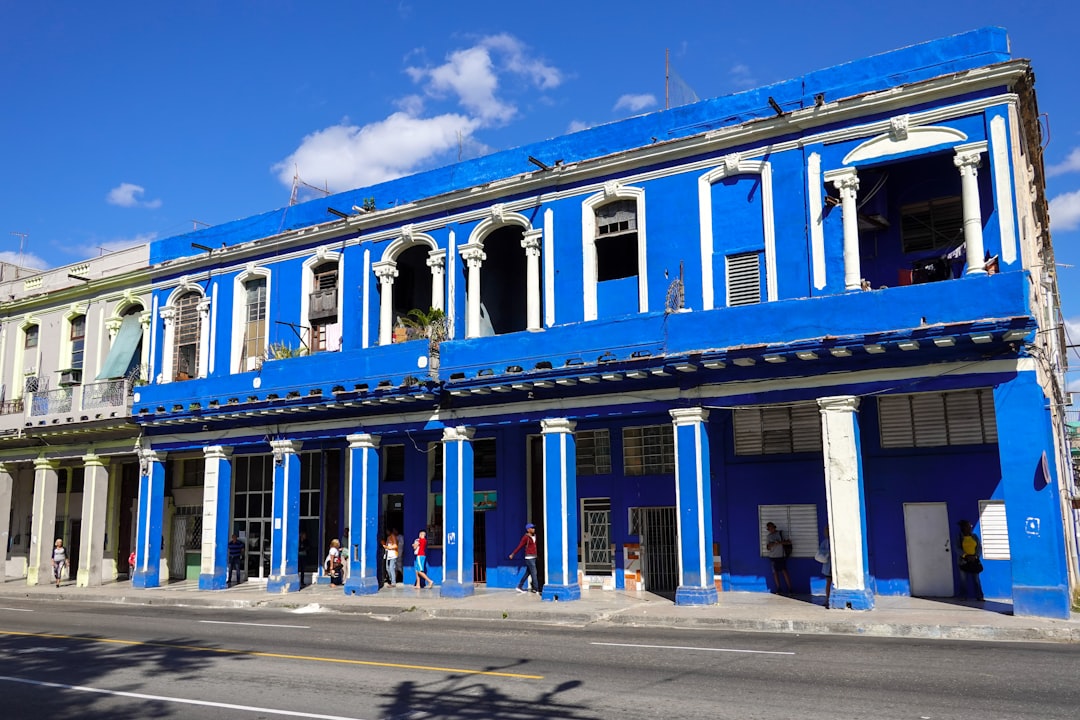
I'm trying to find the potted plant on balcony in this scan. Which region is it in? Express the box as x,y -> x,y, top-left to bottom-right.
400,307 -> 447,376
266,342 -> 308,361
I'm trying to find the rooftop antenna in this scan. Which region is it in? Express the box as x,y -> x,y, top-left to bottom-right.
665,48 -> 670,110
10,231 -> 27,267
289,165 -> 332,206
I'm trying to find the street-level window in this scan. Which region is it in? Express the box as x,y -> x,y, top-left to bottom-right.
623,424 -> 675,476
977,500 -> 1010,560
758,504 -> 819,558
878,388 -> 997,448
576,429 -> 611,476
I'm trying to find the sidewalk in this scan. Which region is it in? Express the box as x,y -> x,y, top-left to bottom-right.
1,577 -> 1077,644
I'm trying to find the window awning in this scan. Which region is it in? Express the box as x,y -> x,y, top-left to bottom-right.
96,315 -> 142,380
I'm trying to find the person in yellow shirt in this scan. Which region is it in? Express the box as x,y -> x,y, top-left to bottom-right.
957,520 -> 984,601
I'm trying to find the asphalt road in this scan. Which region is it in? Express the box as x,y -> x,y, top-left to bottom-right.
0,599 -> 1077,719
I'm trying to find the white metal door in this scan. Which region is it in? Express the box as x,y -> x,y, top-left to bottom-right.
903,502 -> 953,597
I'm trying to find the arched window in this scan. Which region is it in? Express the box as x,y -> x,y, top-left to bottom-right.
69,315 -> 86,371
309,260 -> 339,352
231,266 -> 271,372
582,185 -> 648,321
461,208 -> 540,338
374,231 -> 443,346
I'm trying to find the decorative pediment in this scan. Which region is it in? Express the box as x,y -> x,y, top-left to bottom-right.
843,124 -> 968,165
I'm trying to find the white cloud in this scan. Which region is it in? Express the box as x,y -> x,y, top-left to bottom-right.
1050,189 -> 1080,231
274,112 -> 481,190
1047,147 -> 1080,178
107,183 -> 162,209
276,35 -> 561,196
567,120 -> 592,133
0,250 -> 48,270
614,93 -> 657,113
729,63 -> 757,89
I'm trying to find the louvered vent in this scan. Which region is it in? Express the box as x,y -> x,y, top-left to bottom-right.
726,252 -> 761,307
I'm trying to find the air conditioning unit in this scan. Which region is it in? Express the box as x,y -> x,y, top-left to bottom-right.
59,369 -> 82,386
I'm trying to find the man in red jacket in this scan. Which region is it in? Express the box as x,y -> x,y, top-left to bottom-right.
509,523 -> 540,593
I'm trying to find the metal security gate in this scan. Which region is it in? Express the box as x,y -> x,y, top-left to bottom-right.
170,508 -> 202,581
638,506 -> 678,594
582,498 -> 612,575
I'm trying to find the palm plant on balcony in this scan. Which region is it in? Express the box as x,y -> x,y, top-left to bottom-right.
400,307 -> 447,376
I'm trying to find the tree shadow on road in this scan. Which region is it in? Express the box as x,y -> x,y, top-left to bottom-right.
0,631 -> 254,719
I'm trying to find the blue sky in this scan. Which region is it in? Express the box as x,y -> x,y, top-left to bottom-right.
3,1 -> 1080,395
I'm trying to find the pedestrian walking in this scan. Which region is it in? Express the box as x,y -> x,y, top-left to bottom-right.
412,530 -> 435,588
227,534 -> 245,587
382,530 -> 399,587
509,523 -> 540,594
816,524 -> 832,607
298,530 -> 310,588
957,519 -> 984,601
51,538 -> 68,588
765,522 -> 793,595
325,538 -> 344,586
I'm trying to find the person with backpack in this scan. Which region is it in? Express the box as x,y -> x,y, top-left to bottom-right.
765,522 -> 793,595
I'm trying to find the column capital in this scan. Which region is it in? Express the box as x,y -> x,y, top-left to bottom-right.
459,242 -> 486,268
159,306 -> 177,324
426,251 -> 446,272
270,439 -> 302,465
824,167 -> 859,195
541,418 -> 576,435
33,456 -> 60,472
521,229 -> 543,254
443,425 -> 475,443
81,452 -> 109,468
347,433 -> 380,450
372,261 -> 399,284
197,297 -> 212,315
203,445 -> 233,460
670,407 -> 710,426
817,395 -> 861,414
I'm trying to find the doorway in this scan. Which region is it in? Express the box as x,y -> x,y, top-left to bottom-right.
474,510 -> 487,583
637,506 -> 678,596
582,498 -> 613,576
903,502 -> 954,597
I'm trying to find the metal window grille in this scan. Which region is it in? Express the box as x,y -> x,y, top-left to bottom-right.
582,498 -> 613,574
758,504 -> 819,558
878,389 -> 997,448
576,429 -> 612,476
901,195 -> 964,253
977,500 -> 1010,560
173,292 -> 202,379
623,424 -> 675,476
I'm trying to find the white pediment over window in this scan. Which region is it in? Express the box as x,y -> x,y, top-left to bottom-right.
843,125 -> 968,165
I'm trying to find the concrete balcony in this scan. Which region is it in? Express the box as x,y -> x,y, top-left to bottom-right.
24,378 -> 134,430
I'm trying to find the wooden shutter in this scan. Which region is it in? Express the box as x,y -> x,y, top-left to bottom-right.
978,500 -> 1010,560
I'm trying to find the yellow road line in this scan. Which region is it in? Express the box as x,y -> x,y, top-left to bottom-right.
0,629 -> 543,680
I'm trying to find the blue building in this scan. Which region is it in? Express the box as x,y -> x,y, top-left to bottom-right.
129,28 -> 1077,618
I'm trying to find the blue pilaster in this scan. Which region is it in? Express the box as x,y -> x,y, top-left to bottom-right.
345,433 -> 381,596
671,408 -> 718,606
267,439 -> 302,593
994,371 -> 1072,619
439,426 -> 475,598
819,396 -> 874,610
540,418 -> 581,602
132,448 -> 166,589
198,445 -> 232,590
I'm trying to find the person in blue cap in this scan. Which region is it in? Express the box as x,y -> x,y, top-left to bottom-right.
509,523 -> 540,593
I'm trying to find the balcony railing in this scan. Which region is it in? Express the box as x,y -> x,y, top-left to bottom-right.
82,378 -> 130,410
0,399 -> 23,416
30,387 -> 73,417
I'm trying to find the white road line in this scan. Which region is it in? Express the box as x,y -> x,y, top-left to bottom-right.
591,641 -> 795,656
198,620 -> 310,629
0,675 -> 366,720
0,607 -> 33,612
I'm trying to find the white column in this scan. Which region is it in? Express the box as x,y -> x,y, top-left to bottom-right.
825,168 -> 861,292
818,395 -> 873,610
460,243 -> 486,339
197,297 -> 212,377
373,261 -> 398,346
954,142 -> 988,275
522,229 -> 543,332
77,453 -> 110,587
139,311 -> 152,382
159,306 -> 176,383
427,251 -> 446,311
0,463 -> 12,583
27,457 -> 60,586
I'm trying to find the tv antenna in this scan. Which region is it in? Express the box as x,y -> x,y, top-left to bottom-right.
9,231 -> 28,267
289,165 -> 331,206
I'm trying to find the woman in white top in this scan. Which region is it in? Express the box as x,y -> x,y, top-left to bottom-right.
51,538 -> 68,588
325,539 -> 343,586
382,531 -> 399,587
